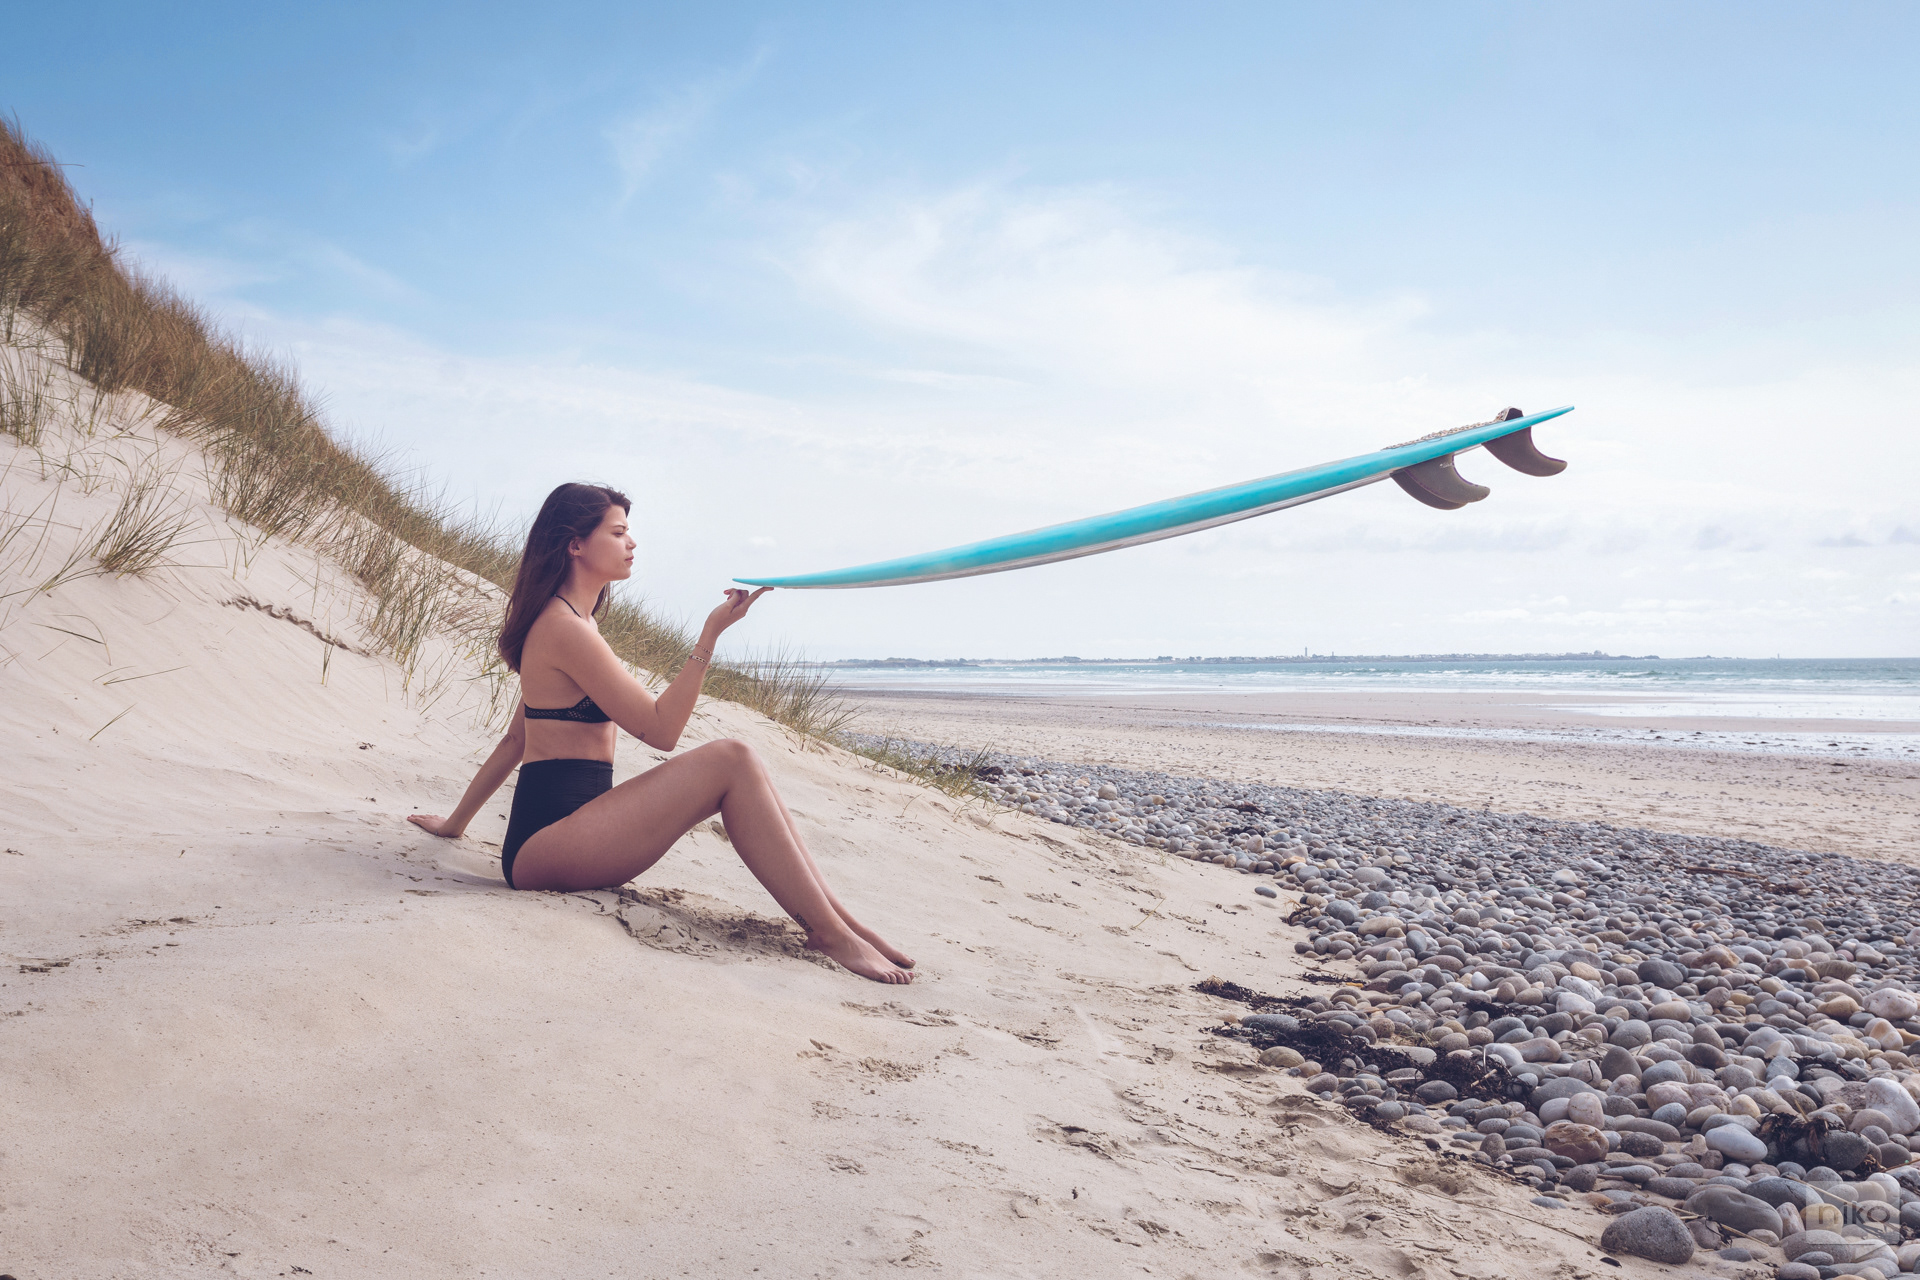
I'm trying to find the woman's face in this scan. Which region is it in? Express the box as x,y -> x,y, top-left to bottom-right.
571,504 -> 636,581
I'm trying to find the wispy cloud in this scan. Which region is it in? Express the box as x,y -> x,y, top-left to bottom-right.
122,231 -> 420,309
605,49 -> 768,203
383,120 -> 443,168
794,183 -> 1429,395
119,239 -> 280,295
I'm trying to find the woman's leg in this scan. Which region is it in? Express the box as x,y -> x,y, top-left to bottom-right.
511,739 -> 910,984
765,788 -> 914,969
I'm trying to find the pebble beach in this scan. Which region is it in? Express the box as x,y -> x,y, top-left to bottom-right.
856,730 -> 1920,1277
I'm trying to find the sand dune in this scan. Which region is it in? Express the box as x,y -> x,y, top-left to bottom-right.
5,350 -> 1685,1277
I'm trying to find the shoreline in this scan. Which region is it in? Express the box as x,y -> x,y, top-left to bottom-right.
842,684 -> 1920,732
849,689 -> 1920,863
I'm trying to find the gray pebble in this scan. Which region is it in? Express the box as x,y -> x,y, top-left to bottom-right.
1643,1176 -> 1699,1200
1617,1130 -> 1664,1159
1649,1102 -> 1688,1127
1637,958 -> 1686,989
1747,1176 -> 1819,1208
1559,1163 -> 1601,1192
1639,1059 -> 1687,1087
1683,1186 -> 1782,1236
1821,1130 -> 1873,1172
1599,1046 -> 1640,1081
1613,1117 -> 1682,1143
1599,1206 -> 1695,1264
1609,1020 -> 1653,1048
1242,1014 -> 1299,1033
1704,1125 -> 1767,1163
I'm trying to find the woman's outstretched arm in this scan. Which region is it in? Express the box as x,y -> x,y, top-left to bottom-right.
550,588 -> 767,752
634,591 -> 764,750
408,710 -> 526,837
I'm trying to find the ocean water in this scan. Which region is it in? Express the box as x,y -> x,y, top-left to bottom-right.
825,656 -> 1920,758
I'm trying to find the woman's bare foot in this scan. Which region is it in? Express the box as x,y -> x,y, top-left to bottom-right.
848,922 -> 914,969
407,814 -> 460,838
807,931 -> 913,984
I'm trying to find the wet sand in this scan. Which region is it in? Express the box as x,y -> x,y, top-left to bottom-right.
850,688 -> 1920,862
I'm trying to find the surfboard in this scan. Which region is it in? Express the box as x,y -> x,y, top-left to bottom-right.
735,405 -> 1574,589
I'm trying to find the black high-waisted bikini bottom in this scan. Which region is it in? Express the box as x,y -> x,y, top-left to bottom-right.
502,758 -> 612,888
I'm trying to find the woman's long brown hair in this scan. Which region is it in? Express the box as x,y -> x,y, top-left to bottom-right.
498,482 -> 631,672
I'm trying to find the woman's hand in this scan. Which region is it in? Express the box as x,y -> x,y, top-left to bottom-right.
408,814 -> 462,838
701,586 -> 769,640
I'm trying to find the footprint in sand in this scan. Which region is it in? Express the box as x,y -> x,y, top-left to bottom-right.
601,885 -> 833,967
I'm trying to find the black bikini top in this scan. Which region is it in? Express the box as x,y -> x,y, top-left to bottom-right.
523,594 -> 613,724
523,695 -> 611,723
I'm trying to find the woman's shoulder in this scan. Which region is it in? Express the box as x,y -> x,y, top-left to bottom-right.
524,597 -> 602,653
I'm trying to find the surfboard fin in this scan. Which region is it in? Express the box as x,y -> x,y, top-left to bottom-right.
1392,454 -> 1489,510
1484,424 -> 1568,476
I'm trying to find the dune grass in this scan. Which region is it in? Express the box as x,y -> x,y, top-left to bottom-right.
0,117 -> 851,737
0,349 -> 54,448
89,455 -> 197,577
844,736 -> 996,800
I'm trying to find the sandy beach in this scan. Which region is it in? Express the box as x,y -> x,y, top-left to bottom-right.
3,344 -> 1917,1277
0,353 -> 1667,1277
850,688 -> 1920,863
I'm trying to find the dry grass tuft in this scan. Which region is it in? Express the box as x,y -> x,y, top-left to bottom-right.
0,116 -> 852,738
731,647 -> 860,742
843,736 -> 995,800
0,349 -> 54,448
89,456 -> 197,577
0,485 -> 58,587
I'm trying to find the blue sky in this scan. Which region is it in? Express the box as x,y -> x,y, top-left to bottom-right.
7,3 -> 1917,657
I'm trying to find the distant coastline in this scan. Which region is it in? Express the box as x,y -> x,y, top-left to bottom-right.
814,655 -> 1920,733
816,651 -> 1668,668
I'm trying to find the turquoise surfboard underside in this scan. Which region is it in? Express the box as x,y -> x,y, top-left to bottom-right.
736,406 -> 1574,589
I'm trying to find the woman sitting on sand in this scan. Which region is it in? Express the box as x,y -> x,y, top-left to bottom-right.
408,482 -> 912,985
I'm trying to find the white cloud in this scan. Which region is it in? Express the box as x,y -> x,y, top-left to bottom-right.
126,175 -> 1920,658
605,50 -> 767,202
794,185 -> 1436,417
